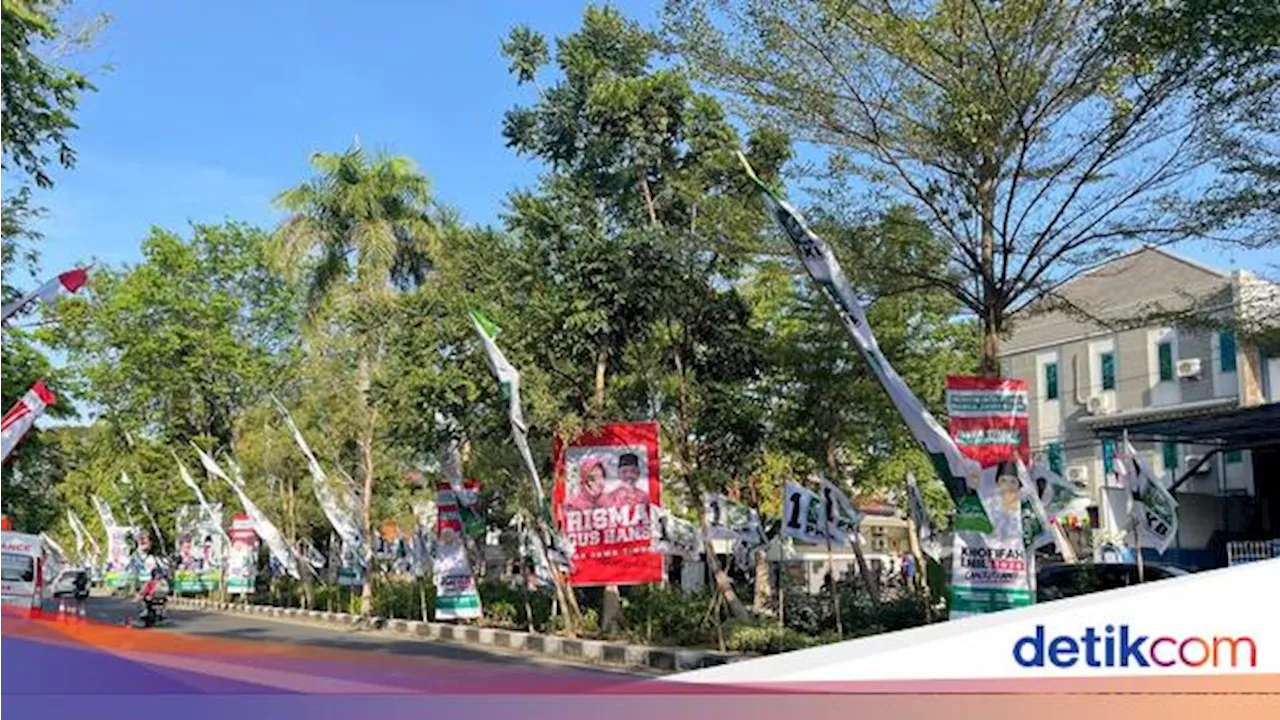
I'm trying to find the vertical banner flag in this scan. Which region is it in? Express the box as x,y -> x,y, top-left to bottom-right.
104,526 -> 140,589
434,481 -> 482,620
1117,439 -> 1179,553
1,380 -> 55,463
226,514 -> 259,595
67,508 -> 89,561
470,311 -> 546,506
949,464 -> 1032,619
1,266 -> 89,322
780,482 -> 827,544
90,494 -> 118,533
818,477 -> 864,544
905,473 -> 942,561
650,505 -> 700,558
739,153 -> 981,503
193,446 -> 301,579
945,376 -> 1030,467
273,398 -> 363,554
553,421 -> 663,586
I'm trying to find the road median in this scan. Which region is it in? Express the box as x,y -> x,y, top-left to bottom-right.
167,596 -> 739,673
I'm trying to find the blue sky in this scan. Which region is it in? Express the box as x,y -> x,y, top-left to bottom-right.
15,0 -> 1279,280
21,1 -> 662,274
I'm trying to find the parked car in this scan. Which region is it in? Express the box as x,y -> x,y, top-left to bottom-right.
50,568 -> 90,599
1036,562 -> 1189,603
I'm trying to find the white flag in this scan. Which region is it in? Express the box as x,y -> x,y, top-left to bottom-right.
90,494 -> 118,531
67,509 -> 87,556
818,477 -> 864,545
273,398 -> 364,554
174,453 -> 231,544
470,310 -> 545,505
905,473 -> 942,561
1117,440 -> 1179,554
192,444 -> 301,579
1,380 -> 55,462
651,505 -> 701,557
740,153 -> 982,502
781,482 -> 826,544
1,266 -> 89,322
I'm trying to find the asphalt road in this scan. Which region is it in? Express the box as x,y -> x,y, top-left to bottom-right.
37,594 -> 651,692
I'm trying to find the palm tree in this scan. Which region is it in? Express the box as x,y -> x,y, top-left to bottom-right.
274,144 -> 437,617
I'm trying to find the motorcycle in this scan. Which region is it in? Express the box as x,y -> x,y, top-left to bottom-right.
133,596 -> 168,628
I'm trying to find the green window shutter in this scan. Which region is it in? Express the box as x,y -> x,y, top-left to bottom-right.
1048,442 -> 1065,475
1226,449 -> 1243,464
1102,440 -> 1115,475
1045,363 -> 1059,401
1158,342 -> 1174,382
1162,442 -> 1179,470
1220,332 -> 1237,373
1101,352 -> 1116,391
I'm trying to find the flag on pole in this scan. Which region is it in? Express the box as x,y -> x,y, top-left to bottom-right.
905,473 -> 942,561
781,482 -> 827,544
470,309 -> 574,570
1117,439 -> 1179,553
818,477 -> 864,545
272,398 -> 364,555
67,509 -> 87,556
738,153 -> 982,503
1,380 -> 55,462
1,266 -> 90,323
192,444 -> 301,579
174,453 -> 231,544
90,494 -> 118,531
120,471 -> 167,554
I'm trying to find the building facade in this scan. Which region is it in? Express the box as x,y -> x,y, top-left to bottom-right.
999,247 -> 1279,566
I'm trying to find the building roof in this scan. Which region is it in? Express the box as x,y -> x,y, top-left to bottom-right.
1093,401 -> 1280,448
1002,246 -> 1235,356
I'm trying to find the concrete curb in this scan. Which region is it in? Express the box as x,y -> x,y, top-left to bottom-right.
167,596 -> 737,672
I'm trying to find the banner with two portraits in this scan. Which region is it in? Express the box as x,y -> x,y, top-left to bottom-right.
552,421 -> 663,586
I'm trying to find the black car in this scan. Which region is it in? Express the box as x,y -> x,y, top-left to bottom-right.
1036,562 -> 1189,603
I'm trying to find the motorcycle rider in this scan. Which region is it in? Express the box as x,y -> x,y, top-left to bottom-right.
136,566 -> 170,625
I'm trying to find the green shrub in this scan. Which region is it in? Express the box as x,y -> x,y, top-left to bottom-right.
724,620 -> 829,654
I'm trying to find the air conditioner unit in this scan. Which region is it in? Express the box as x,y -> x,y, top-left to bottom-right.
1184,455 -> 1212,475
1086,394 -> 1114,415
1066,465 -> 1090,483
1176,358 -> 1202,379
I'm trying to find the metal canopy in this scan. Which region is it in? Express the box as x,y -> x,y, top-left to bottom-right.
1094,402 -> 1280,448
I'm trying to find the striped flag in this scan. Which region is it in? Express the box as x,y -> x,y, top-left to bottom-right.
192,444 -> 301,579
738,153 -> 981,503
1,267 -> 90,322
470,310 -> 547,506
272,397 -> 363,554
1,380 -> 55,462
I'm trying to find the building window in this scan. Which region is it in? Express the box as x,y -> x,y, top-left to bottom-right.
1101,351 -> 1116,391
1102,439 -> 1116,475
1048,442 -> 1065,475
1162,442 -> 1179,471
1044,362 -> 1059,400
1158,342 -> 1174,382
1226,449 -> 1243,464
1220,331 -> 1237,373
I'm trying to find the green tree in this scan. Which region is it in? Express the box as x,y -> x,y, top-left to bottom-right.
55,222 -> 299,448
498,5 -> 793,623
666,0 -> 1236,374
273,144 -> 439,617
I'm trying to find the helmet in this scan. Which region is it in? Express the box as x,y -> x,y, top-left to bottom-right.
151,567 -> 164,580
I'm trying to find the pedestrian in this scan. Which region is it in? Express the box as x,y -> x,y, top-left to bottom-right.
900,550 -> 916,588
72,568 -> 90,619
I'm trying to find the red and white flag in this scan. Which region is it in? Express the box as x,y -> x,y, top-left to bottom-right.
1,267 -> 90,323
1,380 -> 56,462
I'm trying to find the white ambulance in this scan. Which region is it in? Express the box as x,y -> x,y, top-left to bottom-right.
2,531 -> 47,611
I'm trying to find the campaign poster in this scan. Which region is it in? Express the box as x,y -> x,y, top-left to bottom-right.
103,526 -> 140,589
553,421 -> 663,586
434,481 -> 482,619
945,376 -> 1030,467
174,504 -> 226,594
226,514 -> 259,595
949,466 -> 1033,618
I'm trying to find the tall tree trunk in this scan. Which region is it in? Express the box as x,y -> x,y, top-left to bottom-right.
594,347 -> 608,414
752,546 -> 772,612
356,351 -> 377,619
978,168 -> 1001,377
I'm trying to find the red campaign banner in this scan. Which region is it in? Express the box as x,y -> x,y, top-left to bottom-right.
553,421 -> 663,587
945,375 -> 1030,468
